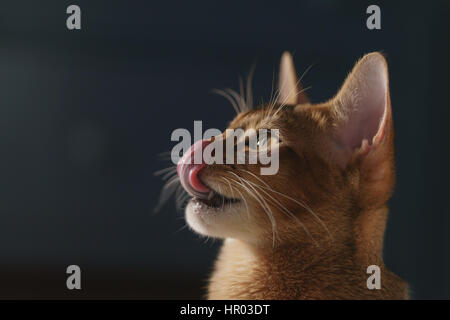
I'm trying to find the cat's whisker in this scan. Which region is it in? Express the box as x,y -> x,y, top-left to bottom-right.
273,86 -> 311,117
247,181 -> 318,246
236,168 -> 332,242
157,151 -> 173,160
212,89 -> 241,114
226,88 -> 247,113
234,185 -> 250,220
265,87 -> 280,119
227,175 -> 278,242
172,223 -> 189,235
246,63 -> 256,110
266,68 -> 277,118
271,62 -> 315,118
272,82 -> 303,117
239,179 -> 280,247
226,178 -> 250,220
154,175 -> 181,213
154,165 -> 179,182
263,184 -> 332,240
233,178 -> 278,247
175,184 -> 190,211
237,177 -> 315,245
239,76 -> 246,111
154,166 -> 177,176
217,184 -> 225,210
162,170 -> 178,181
226,172 -> 279,246
266,66 -> 284,114
238,170 -> 332,241
221,176 -> 250,220
214,66 -> 255,115
299,62 -> 315,83
237,169 -> 270,188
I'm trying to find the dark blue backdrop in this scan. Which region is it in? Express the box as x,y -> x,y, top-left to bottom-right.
0,0 -> 449,299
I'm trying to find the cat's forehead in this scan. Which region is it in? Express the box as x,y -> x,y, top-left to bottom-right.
228,104 -> 296,129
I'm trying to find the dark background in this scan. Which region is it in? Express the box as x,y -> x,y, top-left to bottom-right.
0,0 -> 449,299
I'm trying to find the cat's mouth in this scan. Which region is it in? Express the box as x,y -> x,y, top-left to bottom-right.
192,187 -> 240,209
177,139 -> 240,210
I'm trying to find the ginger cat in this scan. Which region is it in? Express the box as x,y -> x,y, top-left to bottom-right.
176,52 -> 408,299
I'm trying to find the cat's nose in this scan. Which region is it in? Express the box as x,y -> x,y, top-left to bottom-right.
177,139 -> 211,198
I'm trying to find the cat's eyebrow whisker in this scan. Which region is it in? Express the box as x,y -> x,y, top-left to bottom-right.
246,63 -> 256,110
239,76 -> 246,111
267,67 -> 284,115
272,83 -> 304,118
272,86 -> 312,118
212,89 -> 241,114
267,88 -> 280,119
266,69 -> 278,117
270,62 -> 315,119
298,62 -> 315,84
226,88 -> 247,113
220,177 -> 235,211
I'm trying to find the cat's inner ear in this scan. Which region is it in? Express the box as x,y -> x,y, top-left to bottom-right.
277,52 -> 309,105
332,52 -> 389,162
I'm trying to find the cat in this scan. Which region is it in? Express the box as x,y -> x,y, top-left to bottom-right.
174,52 -> 409,299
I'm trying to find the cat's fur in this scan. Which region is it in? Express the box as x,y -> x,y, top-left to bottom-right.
183,52 -> 408,299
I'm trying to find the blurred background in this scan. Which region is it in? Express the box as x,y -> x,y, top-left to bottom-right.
0,0 -> 449,299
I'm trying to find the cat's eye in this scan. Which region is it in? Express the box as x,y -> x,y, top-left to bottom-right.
257,136 -> 267,148
246,131 -> 281,151
257,135 -> 280,150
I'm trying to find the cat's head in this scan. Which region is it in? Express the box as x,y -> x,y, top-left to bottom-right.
177,52 -> 394,248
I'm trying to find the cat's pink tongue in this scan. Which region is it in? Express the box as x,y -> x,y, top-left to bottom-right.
177,140 -> 211,199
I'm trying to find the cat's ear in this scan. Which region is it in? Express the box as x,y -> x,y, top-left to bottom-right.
331,52 -> 392,166
277,52 -> 309,105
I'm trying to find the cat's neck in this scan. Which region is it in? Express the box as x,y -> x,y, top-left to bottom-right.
207,206 -> 395,299
207,237 -> 356,299
226,236 -> 354,272
247,205 -> 390,264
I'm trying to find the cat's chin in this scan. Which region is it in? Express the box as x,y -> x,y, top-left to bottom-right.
185,197 -> 249,239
